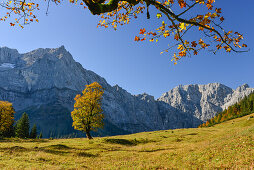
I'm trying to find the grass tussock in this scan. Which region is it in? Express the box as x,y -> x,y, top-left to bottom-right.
0,113 -> 253,169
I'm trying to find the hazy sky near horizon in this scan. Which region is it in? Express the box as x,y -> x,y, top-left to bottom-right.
0,0 -> 253,98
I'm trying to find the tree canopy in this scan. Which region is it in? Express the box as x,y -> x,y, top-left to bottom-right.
0,101 -> 15,136
71,82 -> 104,139
0,0 -> 248,64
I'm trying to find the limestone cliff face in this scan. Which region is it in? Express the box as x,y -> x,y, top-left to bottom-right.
158,83 -> 254,121
0,46 -> 252,137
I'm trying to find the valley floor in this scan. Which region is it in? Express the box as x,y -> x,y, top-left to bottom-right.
0,113 -> 253,169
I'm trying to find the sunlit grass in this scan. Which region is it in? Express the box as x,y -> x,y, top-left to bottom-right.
0,113 -> 253,169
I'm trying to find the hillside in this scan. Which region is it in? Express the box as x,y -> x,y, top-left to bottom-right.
0,113 -> 253,169
200,92 -> 254,127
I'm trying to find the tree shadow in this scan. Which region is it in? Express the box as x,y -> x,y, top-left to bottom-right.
76,151 -> 98,157
103,138 -> 156,146
43,144 -> 71,150
186,133 -> 198,136
103,138 -> 137,146
0,144 -> 100,157
0,138 -> 49,143
138,148 -> 167,152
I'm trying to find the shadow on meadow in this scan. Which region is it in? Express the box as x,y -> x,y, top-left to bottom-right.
0,138 -> 49,143
103,138 -> 156,146
0,143 -> 98,157
138,148 -> 169,152
0,136 -> 189,157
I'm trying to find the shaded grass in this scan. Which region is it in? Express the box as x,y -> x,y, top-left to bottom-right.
76,151 -> 98,157
103,138 -> 137,146
103,138 -> 154,146
44,144 -> 71,150
0,113 -> 253,169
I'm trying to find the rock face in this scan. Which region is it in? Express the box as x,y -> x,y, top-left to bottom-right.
0,46 -> 253,137
158,83 -> 254,121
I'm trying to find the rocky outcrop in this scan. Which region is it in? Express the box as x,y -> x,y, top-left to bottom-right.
0,46 -> 252,137
158,83 -> 254,121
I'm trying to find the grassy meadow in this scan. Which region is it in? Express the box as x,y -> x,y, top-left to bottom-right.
0,113 -> 253,169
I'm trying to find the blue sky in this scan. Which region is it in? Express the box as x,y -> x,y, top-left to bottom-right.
0,0 -> 253,98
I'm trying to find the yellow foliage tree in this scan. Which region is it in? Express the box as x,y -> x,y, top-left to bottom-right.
0,101 -> 15,135
71,82 -> 104,139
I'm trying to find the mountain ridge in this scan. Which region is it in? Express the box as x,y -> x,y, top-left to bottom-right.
0,46 -> 253,137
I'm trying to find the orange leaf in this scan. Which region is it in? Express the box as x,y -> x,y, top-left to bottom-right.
134,36 -> 140,41
139,28 -> 146,34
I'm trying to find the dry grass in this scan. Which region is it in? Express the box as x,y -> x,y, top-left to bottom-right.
0,113 -> 253,169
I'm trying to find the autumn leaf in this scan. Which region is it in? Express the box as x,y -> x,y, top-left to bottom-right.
177,44 -> 184,50
174,34 -> 179,41
156,13 -> 162,19
191,41 -> 197,47
134,36 -> 140,41
139,28 -> 146,34
179,23 -> 186,30
242,44 -> 247,47
226,47 -> 231,52
178,0 -> 186,8
215,8 -> 222,14
140,37 -> 146,41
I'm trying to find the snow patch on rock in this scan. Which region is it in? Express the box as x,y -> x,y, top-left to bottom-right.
0,63 -> 15,68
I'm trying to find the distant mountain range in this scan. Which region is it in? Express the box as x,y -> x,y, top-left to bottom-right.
0,46 -> 253,138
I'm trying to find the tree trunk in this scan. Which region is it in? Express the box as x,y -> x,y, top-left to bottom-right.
86,129 -> 93,140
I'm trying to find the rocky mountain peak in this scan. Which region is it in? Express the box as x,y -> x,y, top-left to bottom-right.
158,83 -> 253,121
236,84 -> 250,92
22,45 -> 74,67
136,93 -> 155,102
0,46 -> 21,64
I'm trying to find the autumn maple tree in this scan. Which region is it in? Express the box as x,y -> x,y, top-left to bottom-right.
0,101 -> 15,136
71,82 -> 104,139
0,0 -> 248,64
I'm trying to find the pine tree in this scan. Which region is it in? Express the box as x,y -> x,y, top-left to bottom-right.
39,132 -> 42,139
15,113 -> 30,138
30,124 -> 37,139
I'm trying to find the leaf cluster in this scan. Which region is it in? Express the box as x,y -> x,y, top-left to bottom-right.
0,0 -> 248,64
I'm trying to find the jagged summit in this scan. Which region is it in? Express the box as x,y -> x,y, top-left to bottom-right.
0,46 -> 109,93
0,46 -> 21,64
158,83 -> 253,121
21,46 -> 74,67
236,84 -> 250,92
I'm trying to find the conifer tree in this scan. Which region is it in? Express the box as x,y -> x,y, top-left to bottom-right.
30,124 -> 37,139
39,132 -> 43,139
16,112 -> 30,138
